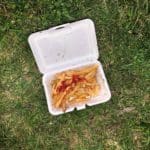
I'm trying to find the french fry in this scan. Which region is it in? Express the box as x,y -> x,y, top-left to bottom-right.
51,64 -> 100,112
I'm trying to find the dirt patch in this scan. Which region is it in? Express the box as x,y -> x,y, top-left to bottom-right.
83,129 -> 91,141
144,94 -> 149,102
2,90 -> 20,102
132,131 -> 143,149
69,133 -> 83,150
105,121 -> 121,137
106,139 -> 122,150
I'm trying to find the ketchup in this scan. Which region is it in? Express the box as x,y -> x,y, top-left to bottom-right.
57,75 -> 86,92
72,75 -> 85,84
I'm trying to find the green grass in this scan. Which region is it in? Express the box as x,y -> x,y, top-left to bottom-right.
0,0 -> 150,149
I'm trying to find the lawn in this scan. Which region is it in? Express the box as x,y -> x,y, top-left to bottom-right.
0,0 -> 150,149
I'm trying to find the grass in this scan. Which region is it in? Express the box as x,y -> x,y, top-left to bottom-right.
0,0 -> 150,149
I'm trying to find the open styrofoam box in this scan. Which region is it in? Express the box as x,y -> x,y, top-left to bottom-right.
28,19 -> 111,115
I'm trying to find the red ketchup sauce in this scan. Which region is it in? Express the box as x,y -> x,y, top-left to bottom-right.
57,75 -> 86,93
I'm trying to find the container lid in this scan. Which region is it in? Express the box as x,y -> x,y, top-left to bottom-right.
28,19 -> 99,74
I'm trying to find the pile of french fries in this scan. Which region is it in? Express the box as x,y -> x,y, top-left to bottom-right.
51,64 -> 100,111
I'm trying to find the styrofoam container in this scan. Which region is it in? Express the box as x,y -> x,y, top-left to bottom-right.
28,19 -> 111,115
